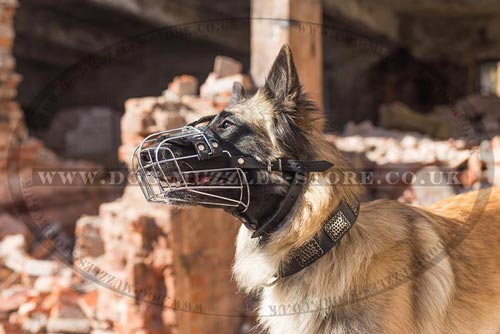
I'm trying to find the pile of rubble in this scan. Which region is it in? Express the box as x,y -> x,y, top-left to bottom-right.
331,100 -> 500,205
0,0 -> 25,254
0,234 -> 87,334
0,56 -> 253,334
335,120 -> 471,167
377,95 -> 500,140
0,14 -> 121,331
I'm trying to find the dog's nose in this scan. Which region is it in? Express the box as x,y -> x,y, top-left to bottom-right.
141,139 -> 198,166
140,148 -> 158,165
139,146 -> 173,166
156,134 -> 195,148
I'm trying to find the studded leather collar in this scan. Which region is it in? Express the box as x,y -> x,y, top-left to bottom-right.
263,198 -> 360,286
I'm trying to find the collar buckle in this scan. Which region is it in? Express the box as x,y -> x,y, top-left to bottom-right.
268,159 -> 283,172
261,274 -> 280,287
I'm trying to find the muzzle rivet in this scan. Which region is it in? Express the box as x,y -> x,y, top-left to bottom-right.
197,144 -> 206,151
237,158 -> 245,165
212,141 -> 219,148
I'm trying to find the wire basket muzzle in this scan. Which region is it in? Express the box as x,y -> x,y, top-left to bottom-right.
131,126 -> 250,212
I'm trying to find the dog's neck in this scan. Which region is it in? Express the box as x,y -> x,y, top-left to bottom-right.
237,171 -> 305,237
270,139 -> 364,245
275,163 -> 363,249
233,139 -> 364,292
238,142 -> 362,239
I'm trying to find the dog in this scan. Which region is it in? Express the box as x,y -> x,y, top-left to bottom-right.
136,45 -> 500,333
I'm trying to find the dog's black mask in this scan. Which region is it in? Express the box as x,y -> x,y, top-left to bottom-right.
132,113 -> 332,235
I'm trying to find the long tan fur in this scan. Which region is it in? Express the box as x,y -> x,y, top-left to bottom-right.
232,48 -> 500,334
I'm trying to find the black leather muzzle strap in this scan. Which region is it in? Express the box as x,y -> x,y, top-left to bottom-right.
229,157 -> 333,238
230,157 -> 333,173
251,172 -> 304,238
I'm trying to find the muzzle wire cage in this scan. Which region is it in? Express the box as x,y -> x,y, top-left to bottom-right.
131,125 -> 250,212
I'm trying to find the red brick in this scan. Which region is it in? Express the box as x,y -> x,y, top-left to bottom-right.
213,56 -> 242,78
200,73 -> 253,99
167,75 -> 198,97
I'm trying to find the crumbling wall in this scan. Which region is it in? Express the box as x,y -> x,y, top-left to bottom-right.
0,2 -> 122,333
75,58 -> 253,334
0,0 -> 123,238
0,0 -> 23,245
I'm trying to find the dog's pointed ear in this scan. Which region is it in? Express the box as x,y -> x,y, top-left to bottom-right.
262,44 -> 302,103
231,82 -> 245,104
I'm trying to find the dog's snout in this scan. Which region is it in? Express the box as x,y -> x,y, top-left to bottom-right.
140,149 -> 156,165
139,144 -> 178,166
158,136 -> 190,147
141,140 -> 198,166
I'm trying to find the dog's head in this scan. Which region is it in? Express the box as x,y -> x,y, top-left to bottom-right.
135,45 -> 325,228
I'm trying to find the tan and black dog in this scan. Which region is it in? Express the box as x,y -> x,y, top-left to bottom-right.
143,45 -> 500,334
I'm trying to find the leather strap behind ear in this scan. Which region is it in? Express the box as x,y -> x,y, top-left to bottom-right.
230,157 -> 333,173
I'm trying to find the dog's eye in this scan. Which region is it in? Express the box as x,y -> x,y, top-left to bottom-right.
219,119 -> 235,129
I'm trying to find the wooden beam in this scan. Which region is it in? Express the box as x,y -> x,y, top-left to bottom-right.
251,0 -> 323,108
497,61 -> 500,97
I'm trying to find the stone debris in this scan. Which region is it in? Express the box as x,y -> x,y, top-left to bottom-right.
0,2 -> 124,333
0,101 -> 121,239
331,120 -> 499,205
0,87 -> 121,255
73,216 -> 105,259
46,318 -> 91,334
167,75 -> 199,97
336,120 -> 471,167
0,234 -> 89,334
412,166 -> 457,206
199,56 -> 252,105
200,73 -> 253,101
213,56 -> 243,78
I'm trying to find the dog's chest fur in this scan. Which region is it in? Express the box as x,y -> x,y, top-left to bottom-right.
234,225 -> 387,334
257,286 -> 379,334
233,189 -> 500,334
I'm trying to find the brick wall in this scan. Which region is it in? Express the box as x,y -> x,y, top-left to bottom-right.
75,62 -> 252,334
